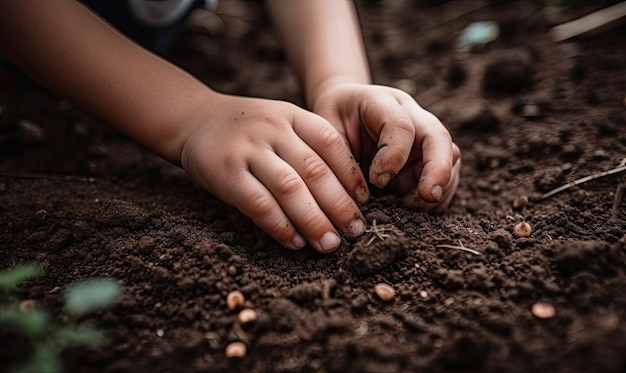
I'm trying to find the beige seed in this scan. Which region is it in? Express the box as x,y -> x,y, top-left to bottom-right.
237,308 -> 257,326
226,290 -> 245,311
374,283 -> 395,301
19,299 -> 36,311
225,341 -> 247,359
531,302 -> 555,319
513,221 -> 532,237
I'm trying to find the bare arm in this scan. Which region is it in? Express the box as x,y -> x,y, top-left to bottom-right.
0,0 -> 211,163
266,0 -> 460,208
0,0 -> 369,252
265,0 -> 370,108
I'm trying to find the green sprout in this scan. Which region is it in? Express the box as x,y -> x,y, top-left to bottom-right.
0,263 -> 122,373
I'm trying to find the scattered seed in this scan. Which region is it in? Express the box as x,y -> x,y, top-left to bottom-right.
374,283 -> 395,301
512,195 -> 529,210
225,341 -> 247,359
419,291 -> 428,298
226,290 -> 245,311
531,302 -> 555,319
237,308 -> 257,326
514,221 -> 532,237
156,329 -> 164,337
19,299 -> 36,311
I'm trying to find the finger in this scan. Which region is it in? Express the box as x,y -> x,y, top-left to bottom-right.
224,168 -> 307,251
402,100 -> 455,203
401,147 -> 461,212
291,109 -> 370,204
249,149 -> 345,254
359,93 -> 416,188
274,133 -> 366,238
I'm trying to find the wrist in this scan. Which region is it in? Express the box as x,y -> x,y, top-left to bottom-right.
306,73 -> 371,110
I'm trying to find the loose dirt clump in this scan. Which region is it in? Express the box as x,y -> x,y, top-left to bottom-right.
346,221 -> 408,276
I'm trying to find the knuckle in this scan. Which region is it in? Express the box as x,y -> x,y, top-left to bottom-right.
319,128 -> 344,148
246,193 -> 277,221
301,157 -> 331,183
275,171 -> 305,196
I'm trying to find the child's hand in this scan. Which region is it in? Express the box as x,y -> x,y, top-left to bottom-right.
179,94 -> 369,253
311,83 -> 460,212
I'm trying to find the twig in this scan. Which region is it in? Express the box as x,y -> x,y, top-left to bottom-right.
550,2 -> 626,42
540,158 -> 626,199
436,240 -> 481,256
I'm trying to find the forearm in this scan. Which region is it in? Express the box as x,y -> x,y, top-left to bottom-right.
0,0 -> 214,164
265,0 -> 371,108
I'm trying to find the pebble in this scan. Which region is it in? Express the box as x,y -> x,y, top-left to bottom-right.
512,195 -> 529,210
374,283 -> 396,302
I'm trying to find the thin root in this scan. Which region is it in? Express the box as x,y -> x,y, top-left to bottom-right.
541,157 -> 626,199
363,220 -> 396,246
436,240 -> 481,256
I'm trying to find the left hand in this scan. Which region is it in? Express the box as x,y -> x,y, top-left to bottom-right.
311,83 -> 461,212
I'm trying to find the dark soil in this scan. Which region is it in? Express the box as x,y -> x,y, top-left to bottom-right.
1,1 -> 626,372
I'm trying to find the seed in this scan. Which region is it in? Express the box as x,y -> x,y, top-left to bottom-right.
19,299 -> 36,311
237,308 -> 257,326
374,283 -> 395,301
531,302 -> 555,319
226,290 -> 245,311
225,341 -> 247,359
512,195 -> 529,210
513,221 -> 532,237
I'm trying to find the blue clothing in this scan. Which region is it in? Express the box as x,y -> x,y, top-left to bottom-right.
81,0 -> 208,55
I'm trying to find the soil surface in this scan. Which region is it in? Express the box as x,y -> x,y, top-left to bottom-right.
1,1 -> 626,372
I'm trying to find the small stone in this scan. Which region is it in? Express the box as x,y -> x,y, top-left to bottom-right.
227,265 -> 238,276
374,283 -> 396,302
531,302 -> 555,319
521,104 -> 543,119
225,341 -> 247,359
419,290 -> 428,298
156,329 -> 164,337
512,195 -> 529,210
226,290 -> 245,311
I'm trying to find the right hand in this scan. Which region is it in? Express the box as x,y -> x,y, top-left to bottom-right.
179,93 -> 369,253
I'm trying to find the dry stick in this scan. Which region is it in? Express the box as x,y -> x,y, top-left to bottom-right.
437,240 -> 481,256
540,158 -> 626,200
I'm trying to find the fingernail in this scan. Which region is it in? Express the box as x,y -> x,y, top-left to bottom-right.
290,234 -> 307,250
430,185 -> 444,202
355,185 -> 370,203
377,172 -> 392,188
319,232 -> 341,253
346,218 -> 366,237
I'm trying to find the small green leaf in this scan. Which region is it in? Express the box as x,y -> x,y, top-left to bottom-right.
2,307 -> 50,336
0,263 -> 40,290
63,278 -> 122,317
53,326 -> 107,349
14,348 -> 62,373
